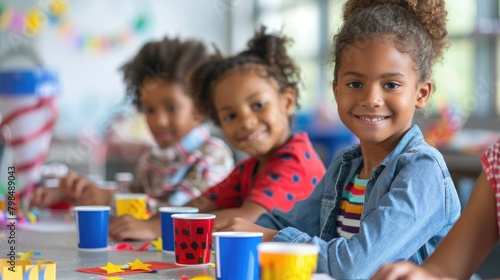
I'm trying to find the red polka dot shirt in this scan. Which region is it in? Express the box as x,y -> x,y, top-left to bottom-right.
203,132 -> 326,212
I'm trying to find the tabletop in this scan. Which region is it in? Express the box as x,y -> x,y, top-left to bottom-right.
1,210 -> 334,280
1,211 -> 214,280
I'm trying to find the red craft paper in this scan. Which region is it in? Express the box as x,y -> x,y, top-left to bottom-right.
76,261 -> 180,276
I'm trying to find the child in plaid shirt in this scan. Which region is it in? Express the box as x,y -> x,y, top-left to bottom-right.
373,138 -> 500,280
30,37 -> 234,240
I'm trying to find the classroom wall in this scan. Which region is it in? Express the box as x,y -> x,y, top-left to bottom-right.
0,0 -> 254,139
0,0 -> 254,178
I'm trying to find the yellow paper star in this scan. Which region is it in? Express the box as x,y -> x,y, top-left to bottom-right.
99,262 -> 124,274
151,237 -> 162,251
17,251 -> 33,260
127,259 -> 152,271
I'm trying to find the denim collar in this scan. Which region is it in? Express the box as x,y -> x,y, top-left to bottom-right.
339,125 -> 425,177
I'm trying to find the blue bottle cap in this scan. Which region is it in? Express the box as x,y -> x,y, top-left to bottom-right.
0,68 -> 60,97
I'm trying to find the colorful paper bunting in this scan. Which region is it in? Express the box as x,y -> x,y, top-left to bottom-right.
0,1 -> 149,53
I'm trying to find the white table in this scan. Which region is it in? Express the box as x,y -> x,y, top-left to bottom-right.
1,211 -> 334,279
1,211 -> 214,279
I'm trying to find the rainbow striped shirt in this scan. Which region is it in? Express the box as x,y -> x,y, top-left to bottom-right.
336,174 -> 369,240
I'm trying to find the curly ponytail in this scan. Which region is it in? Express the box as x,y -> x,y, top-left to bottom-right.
188,26 -> 302,125
333,0 -> 449,83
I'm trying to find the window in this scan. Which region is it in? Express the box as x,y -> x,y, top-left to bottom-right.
256,0 -> 322,111
255,0 -> 500,127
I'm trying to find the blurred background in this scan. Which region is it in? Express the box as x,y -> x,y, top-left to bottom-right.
0,0 -> 499,277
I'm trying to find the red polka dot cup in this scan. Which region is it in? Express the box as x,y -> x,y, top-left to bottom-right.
172,213 -> 216,265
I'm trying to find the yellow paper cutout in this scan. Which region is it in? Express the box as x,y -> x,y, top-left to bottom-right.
17,251 -> 41,260
17,252 -> 34,260
38,261 -> 56,280
127,259 -> 152,271
105,277 -> 123,280
151,237 -> 162,251
99,262 -> 124,274
0,259 -> 55,280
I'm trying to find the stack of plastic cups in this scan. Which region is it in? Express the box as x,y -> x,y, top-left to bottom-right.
0,69 -> 60,209
114,172 -> 134,193
41,163 -> 71,210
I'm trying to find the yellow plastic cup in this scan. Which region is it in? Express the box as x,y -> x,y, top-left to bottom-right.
114,193 -> 149,220
258,242 -> 319,280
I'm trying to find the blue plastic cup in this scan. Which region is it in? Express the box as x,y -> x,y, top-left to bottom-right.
159,206 -> 199,253
213,232 -> 263,280
74,206 -> 111,251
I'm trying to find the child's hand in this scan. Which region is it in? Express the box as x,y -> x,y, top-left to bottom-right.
108,215 -> 161,241
72,183 -> 112,206
214,217 -> 278,242
370,261 -> 454,280
59,172 -> 91,201
59,172 -> 111,205
29,187 -> 63,209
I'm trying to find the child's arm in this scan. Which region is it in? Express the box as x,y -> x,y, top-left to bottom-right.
60,172 -> 113,206
183,181 -> 269,219
254,170 -> 326,233
184,195 -> 220,212
263,153 -> 458,279
213,172 -> 327,238
370,262 -> 453,280
215,217 -> 279,242
208,201 -> 268,222
371,171 -> 498,280
29,187 -> 65,208
108,214 -> 161,241
29,172 -> 113,208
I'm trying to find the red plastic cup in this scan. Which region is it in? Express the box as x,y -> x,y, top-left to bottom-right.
172,213 -> 216,265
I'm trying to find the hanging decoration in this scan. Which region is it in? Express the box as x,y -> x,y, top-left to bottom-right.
0,1 -> 149,53
0,0 -> 67,36
55,13 -> 148,53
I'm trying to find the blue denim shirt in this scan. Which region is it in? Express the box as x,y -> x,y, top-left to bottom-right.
256,125 -> 461,279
